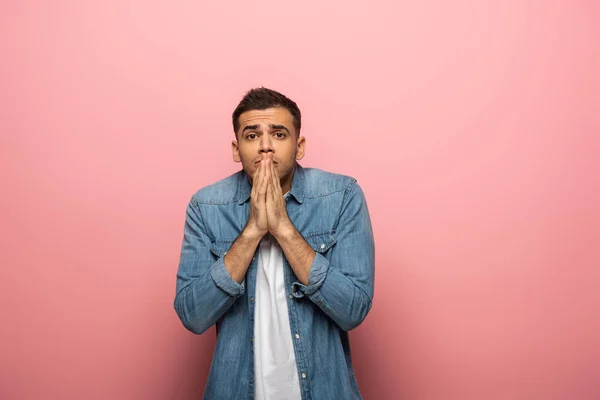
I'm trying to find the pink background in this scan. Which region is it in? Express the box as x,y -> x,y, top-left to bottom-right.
1,1 -> 599,399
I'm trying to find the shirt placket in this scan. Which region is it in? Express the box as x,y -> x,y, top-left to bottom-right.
283,257 -> 312,400
247,249 -> 259,399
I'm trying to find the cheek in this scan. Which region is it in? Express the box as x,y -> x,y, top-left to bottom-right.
241,154 -> 260,174
237,147 -> 255,162
275,143 -> 297,158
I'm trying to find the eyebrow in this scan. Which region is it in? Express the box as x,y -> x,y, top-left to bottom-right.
269,124 -> 290,133
241,124 -> 290,134
242,124 -> 261,133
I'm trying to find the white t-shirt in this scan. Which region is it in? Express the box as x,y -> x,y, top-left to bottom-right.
253,226 -> 302,399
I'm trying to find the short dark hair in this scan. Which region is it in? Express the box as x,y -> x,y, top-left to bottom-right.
232,87 -> 301,137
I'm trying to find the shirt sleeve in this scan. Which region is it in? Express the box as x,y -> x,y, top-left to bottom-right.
291,180 -> 375,331
174,197 -> 245,334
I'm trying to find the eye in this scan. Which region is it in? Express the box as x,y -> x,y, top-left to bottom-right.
246,133 -> 257,140
274,132 -> 286,139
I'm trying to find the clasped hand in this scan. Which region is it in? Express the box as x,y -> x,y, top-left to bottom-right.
246,153 -> 293,239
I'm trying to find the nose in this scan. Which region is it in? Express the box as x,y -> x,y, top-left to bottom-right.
258,134 -> 273,154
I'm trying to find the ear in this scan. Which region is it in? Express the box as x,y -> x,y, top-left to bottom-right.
232,140 -> 241,163
295,136 -> 306,161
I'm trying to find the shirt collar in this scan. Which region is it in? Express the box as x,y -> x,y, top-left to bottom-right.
237,162 -> 305,205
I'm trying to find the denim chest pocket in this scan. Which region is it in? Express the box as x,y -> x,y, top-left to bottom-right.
209,239 -> 235,258
304,230 -> 337,254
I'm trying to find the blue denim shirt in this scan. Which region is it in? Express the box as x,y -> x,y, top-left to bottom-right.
174,163 -> 375,399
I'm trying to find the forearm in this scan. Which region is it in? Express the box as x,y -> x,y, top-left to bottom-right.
274,223 -> 315,286
274,223 -> 373,330
302,253 -> 373,331
224,227 -> 263,283
291,229 -> 375,331
174,263 -> 240,334
174,200 -> 262,334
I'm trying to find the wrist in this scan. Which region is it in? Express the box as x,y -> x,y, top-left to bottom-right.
242,224 -> 266,243
272,220 -> 296,241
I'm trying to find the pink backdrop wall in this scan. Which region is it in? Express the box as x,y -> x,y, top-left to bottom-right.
1,1 -> 599,399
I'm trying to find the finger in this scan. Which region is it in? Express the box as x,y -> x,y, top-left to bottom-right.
268,157 -> 274,184
251,159 -> 264,200
265,158 -> 272,181
270,160 -> 282,198
256,158 -> 265,186
266,158 -> 277,200
266,172 -> 273,196
259,161 -> 269,195
265,159 -> 273,199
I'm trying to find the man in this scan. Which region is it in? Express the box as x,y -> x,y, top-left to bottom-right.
174,87 -> 375,399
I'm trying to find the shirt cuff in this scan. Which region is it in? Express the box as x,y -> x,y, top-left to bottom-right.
210,256 -> 245,297
291,252 -> 330,297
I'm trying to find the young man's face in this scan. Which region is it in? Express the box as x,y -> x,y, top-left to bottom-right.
232,107 -> 305,192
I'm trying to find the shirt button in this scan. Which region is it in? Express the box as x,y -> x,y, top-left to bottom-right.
295,333 -> 300,339
320,243 -> 326,249
250,378 -> 254,384
250,337 -> 254,342
252,257 -> 255,260
288,294 -> 293,299
250,297 -> 254,303
301,373 -> 306,379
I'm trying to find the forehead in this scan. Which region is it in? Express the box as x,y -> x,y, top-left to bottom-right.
237,107 -> 294,130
